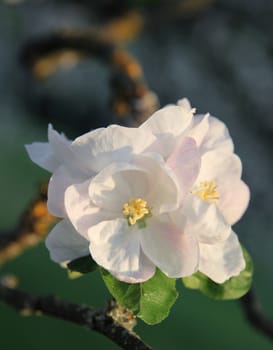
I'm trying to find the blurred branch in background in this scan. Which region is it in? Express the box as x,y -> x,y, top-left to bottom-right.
0,277 -> 152,350
17,0 -> 219,128
144,0 -> 216,26
15,0 -> 218,133
0,184 -> 57,267
20,29 -> 159,126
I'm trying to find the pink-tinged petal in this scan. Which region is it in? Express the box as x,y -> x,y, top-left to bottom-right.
200,116 -> 234,154
45,219 -> 89,263
198,231 -> 246,283
47,166 -> 81,218
167,136 -> 200,197
183,195 -> 231,244
140,217 -> 199,278
196,150 -> 243,183
89,162 -> 150,211
71,125 -> 155,173
140,105 -> 193,137
110,250 -> 156,283
88,218 -> 141,273
186,114 -> 210,147
219,180 -> 250,225
25,142 -> 59,173
65,181 -> 115,239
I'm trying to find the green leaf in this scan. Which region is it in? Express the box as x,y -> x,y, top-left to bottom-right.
100,268 -> 140,311
137,269 -> 178,324
67,255 -> 97,274
182,246 -> 253,300
100,268 -> 178,325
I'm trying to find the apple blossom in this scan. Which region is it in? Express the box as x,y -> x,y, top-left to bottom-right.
140,99 -> 250,282
26,98 -> 249,284
26,123 -> 201,282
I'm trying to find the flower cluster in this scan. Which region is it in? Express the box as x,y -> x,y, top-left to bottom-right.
26,98 -> 250,284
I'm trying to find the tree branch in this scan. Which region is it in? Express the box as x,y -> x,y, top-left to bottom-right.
240,289 -> 273,341
0,279 -> 152,350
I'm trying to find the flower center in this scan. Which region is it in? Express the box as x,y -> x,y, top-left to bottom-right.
122,198 -> 152,227
193,181 -> 220,204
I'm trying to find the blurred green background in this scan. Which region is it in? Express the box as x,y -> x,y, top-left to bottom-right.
1,0 -> 273,349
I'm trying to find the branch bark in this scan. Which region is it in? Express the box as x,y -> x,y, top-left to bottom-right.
0,279 -> 152,350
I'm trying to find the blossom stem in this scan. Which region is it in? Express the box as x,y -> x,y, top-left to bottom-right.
0,278 -> 152,350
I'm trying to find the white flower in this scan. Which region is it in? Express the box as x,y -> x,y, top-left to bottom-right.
26,120 -> 201,282
26,98 -> 249,284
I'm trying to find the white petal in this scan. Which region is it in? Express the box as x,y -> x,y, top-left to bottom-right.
65,180 -> 115,239
186,114 -> 210,147
194,150 -> 249,225
89,162 -> 150,211
140,105 -> 193,137
218,180 -> 250,225
46,219 -> 89,263
48,124 -> 90,177
25,142 -> 59,173
47,166 -> 80,217
144,133 -> 176,159
196,150 -> 243,183
110,250 -> 156,283
89,154 -> 180,214
134,154 -> 181,214
198,230 -> 246,283
200,116 -> 234,154
177,98 -> 194,112
167,136 -> 200,198
25,125 -> 70,173
47,124 -> 72,163
26,124 -> 91,176
140,217 -> 199,278
71,125 -> 155,173
88,218 -> 141,273
183,195 -> 231,244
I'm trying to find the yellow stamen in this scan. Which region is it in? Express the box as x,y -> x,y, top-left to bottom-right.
122,198 -> 151,226
193,181 -> 220,204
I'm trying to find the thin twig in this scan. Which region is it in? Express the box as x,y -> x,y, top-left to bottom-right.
240,289 -> 273,341
0,279 -> 152,350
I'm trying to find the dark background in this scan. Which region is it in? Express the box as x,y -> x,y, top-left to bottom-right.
0,0 -> 273,349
